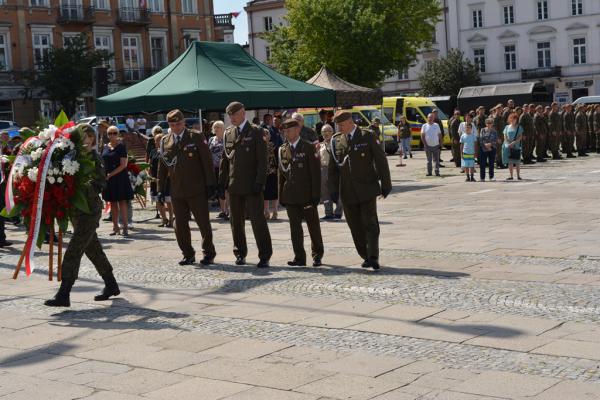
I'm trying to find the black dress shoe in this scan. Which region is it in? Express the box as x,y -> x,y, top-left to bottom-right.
312,258 -> 322,267
200,256 -> 215,266
0,241 -> 12,248
235,257 -> 246,265
256,259 -> 269,268
287,259 -> 306,266
178,256 -> 195,266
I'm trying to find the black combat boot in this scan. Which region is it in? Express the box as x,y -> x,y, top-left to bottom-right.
44,279 -> 75,307
94,272 -> 121,301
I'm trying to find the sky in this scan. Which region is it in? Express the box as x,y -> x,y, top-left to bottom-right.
214,0 -> 249,45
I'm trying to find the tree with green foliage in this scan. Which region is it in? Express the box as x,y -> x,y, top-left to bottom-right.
264,0 -> 441,88
35,33 -> 112,116
418,49 -> 481,97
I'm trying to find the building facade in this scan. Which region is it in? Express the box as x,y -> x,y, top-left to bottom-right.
0,0 -> 233,124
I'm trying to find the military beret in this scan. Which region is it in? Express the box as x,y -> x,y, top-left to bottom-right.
281,118 -> 300,129
167,109 -> 184,122
226,101 -> 245,115
333,110 -> 352,123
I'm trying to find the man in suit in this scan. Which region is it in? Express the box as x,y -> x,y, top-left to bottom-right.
157,109 -> 217,266
219,102 -> 272,268
328,111 -> 392,270
278,118 -> 324,267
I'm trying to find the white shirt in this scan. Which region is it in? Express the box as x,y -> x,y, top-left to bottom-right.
421,122 -> 441,146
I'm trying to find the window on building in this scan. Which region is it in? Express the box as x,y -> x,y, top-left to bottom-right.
181,0 -> 196,14
472,9 -> 483,28
95,0 -> 109,9
147,0 -> 162,12
503,4 -> 514,24
150,36 -> 167,70
537,42 -> 551,68
30,0 -> 49,6
504,44 -> 516,70
122,35 -> 142,81
573,37 -> 586,64
398,69 -> 409,80
264,16 -> 273,32
473,48 -> 485,72
0,34 -> 9,71
571,0 -> 583,16
537,1 -> 548,20
32,32 -> 52,69
265,46 -> 271,61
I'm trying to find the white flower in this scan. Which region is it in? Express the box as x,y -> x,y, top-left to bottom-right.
57,177 -> 63,183
47,176 -> 56,184
27,167 -> 38,182
62,159 -> 80,175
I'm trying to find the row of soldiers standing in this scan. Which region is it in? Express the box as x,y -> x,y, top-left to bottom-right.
449,99 -> 599,167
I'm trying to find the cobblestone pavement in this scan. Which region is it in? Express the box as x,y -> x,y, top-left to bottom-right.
1,152 -> 600,399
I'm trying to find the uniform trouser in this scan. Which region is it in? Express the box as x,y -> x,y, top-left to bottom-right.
479,147 -> 496,180
171,195 -> 215,259
229,192 -> 272,261
425,145 -> 440,174
451,139 -> 461,167
62,206 -> 113,281
324,200 -> 343,217
285,204 -> 324,263
549,131 -> 560,157
495,137 -> 505,166
343,197 -> 379,262
576,131 -> 587,154
535,134 -> 546,159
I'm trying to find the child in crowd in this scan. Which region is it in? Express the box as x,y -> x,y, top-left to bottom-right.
460,123 -> 476,181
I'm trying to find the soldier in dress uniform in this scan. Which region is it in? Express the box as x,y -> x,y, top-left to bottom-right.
548,102 -> 563,160
219,102 -> 272,268
448,110 -> 461,168
575,104 -> 589,157
157,109 -> 217,266
278,119 -> 324,267
562,104 -> 577,158
328,111 -> 391,270
533,105 -> 548,162
45,124 -> 120,307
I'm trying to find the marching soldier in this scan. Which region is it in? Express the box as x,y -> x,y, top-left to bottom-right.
519,104 -> 535,164
328,111 -> 391,270
562,104 -> 577,158
594,104 -> 600,153
45,124 -> 120,307
533,105 -> 548,162
157,109 -> 217,266
548,102 -> 563,160
575,104 -> 589,157
449,110 -> 461,168
219,102 -> 272,268
278,119 -> 324,267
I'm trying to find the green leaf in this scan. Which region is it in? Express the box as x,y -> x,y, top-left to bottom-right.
0,203 -> 24,219
71,189 -> 90,214
57,216 -> 69,233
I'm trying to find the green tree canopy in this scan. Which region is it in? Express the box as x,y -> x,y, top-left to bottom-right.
265,0 -> 441,88
418,49 -> 481,97
35,33 -> 112,116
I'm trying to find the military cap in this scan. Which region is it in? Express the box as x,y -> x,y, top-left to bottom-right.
226,101 -> 245,115
333,110 -> 352,123
167,109 -> 184,122
281,118 -> 300,129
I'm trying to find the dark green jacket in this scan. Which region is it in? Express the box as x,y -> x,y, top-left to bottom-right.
278,139 -> 320,206
328,127 -> 391,205
219,121 -> 268,195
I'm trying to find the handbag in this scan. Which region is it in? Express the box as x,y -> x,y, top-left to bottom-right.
508,126 -> 521,160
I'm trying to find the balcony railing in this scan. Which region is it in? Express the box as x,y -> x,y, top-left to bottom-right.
116,7 -> 150,25
57,5 -> 95,24
214,13 -> 233,27
521,66 -> 562,80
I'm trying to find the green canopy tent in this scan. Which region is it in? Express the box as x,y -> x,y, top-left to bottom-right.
96,41 -> 335,115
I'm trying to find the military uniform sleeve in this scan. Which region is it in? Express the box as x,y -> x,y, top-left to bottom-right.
196,132 -> 216,186
308,142 -> 321,200
369,133 -> 391,193
327,139 -> 340,195
254,127 -> 268,187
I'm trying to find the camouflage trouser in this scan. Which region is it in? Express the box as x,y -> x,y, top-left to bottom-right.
61,202 -> 113,281
549,130 -> 561,157
576,131 -> 587,154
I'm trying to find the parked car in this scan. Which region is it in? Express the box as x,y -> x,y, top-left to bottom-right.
0,120 -> 21,138
76,116 -> 128,133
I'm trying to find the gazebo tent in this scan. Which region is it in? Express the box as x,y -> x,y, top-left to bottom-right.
305,65 -> 383,107
96,41 -> 335,115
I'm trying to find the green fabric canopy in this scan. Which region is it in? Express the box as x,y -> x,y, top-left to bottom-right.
96,41 -> 335,114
